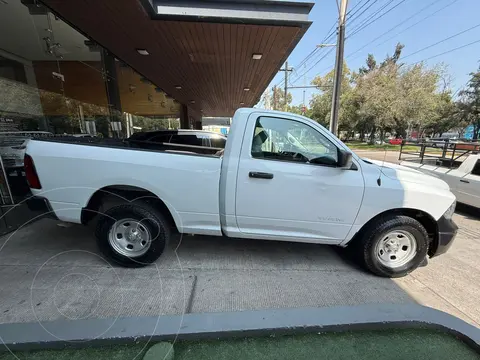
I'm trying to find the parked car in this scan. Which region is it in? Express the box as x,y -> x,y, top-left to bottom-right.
427,137 -> 458,148
388,138 -> 403,145
401,153 -> 480,208
24,108 -> 457,278
0,131 -> 53,168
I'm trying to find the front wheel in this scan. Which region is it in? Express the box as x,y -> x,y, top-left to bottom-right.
95,202 -> 170,267
356,215 -> 429,278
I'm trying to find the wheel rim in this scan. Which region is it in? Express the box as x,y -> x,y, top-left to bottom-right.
375,230 -> 417,269
108,218 -> 151,257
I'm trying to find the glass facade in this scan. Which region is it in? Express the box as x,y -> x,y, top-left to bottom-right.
0,1 -> 180,206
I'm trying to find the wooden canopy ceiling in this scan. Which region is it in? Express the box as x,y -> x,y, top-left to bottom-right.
41,0 -> 312,116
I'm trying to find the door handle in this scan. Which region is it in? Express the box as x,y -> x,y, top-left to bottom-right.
249,171 -> 274,179
460,179 -> 470,183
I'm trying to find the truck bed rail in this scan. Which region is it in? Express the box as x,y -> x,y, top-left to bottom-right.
399,140 -> 480,168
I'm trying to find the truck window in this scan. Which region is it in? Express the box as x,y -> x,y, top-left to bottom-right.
251,116 -> 338,166
170,134 -> 204,146
149,134 -> 172,143
471,160 -> 480,176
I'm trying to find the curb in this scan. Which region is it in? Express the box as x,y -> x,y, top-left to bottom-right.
0,303 -> 479,352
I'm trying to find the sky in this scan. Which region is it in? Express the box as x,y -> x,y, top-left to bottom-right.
267,0 -> 480,107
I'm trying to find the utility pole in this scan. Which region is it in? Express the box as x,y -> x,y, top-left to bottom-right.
284,60 -> 289,111
329,0 -> 349,136
279,62 -> 293,111
302,63 -> 306,115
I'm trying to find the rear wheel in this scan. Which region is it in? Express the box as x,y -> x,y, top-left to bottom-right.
355,215 -> 429,278
95,202 -> 170,267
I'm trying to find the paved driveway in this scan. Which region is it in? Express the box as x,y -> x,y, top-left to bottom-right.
0,218 -> 413,326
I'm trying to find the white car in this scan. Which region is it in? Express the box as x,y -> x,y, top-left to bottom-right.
402,154 -> 480,208
24,108 -> 457,277
0,131 -> 53,167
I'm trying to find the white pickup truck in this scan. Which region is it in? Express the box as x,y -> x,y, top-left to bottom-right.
402,154 -> 480,208
24,108 -> 457,277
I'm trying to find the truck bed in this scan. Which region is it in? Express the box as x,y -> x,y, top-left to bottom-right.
26,137 -> 223,234
32,136 -> 222,156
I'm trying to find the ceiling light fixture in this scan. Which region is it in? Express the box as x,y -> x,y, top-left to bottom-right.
252,53 -> 262,60
243,88 -> 250,91
136,48 -> 149,56
175,85 -> 182,90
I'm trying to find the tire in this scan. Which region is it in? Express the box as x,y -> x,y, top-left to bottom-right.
355,215 -> 429,278
95,202 -> 170,267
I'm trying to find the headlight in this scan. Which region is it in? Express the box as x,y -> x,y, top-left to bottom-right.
444,201 -> 456,219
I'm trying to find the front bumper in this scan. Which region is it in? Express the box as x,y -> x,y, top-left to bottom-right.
430,215 -> 458,258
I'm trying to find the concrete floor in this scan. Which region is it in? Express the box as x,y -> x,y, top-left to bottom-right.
0,218 -> 413,330
0,150 -> 478,333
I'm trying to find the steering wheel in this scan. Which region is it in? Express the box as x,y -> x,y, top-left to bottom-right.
279,151 -> 307,162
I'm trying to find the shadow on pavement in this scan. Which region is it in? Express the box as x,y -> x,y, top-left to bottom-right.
455,203 -> 480,221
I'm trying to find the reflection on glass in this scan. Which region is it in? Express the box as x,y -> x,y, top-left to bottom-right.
0,1 -> 180,204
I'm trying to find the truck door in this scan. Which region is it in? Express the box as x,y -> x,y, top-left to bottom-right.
457,159 -> 480,207
234,114 -> 364,244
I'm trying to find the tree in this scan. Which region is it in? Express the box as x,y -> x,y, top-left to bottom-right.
358,54 -> 376,75
272,87 -> 292,110
458,67 -> 480,139
309,62 -> 352,129
353,45 -> 447,141
304,44 -> 459,142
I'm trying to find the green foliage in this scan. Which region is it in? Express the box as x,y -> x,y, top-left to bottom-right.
306,44 -> 464,141
457,67 -> 480,139
272,87 -> 293,111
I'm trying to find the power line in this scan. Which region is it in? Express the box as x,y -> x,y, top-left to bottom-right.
347,0 -> 381,28
346,0 -> 373,18
279,31 -> 337,87
295,48 -> 320,72
349,0 -> 410,38
276,0 -> 373,88
310,0 -> 462,82
346,0 -> 441,60
347,0 -> 462,62
312,32 -> 480,84
279,21 -> 338,87
348,0 -> 395,34
411,39 -> 480,65
290,1 -> 394,85
290,47 -> 336,85
402,22 -> 480,60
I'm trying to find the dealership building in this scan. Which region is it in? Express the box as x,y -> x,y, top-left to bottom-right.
0,0 -> 312,231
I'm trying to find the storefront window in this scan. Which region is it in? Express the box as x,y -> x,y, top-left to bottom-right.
0,1 -> 180,206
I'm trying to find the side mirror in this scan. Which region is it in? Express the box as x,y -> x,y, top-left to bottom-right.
337,149 -> 353,169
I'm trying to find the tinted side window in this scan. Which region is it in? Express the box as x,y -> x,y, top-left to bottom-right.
149,134 -> 172,143
471,160 -> 480,176
251,116 -> 338,166
170,134 -> 203,146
